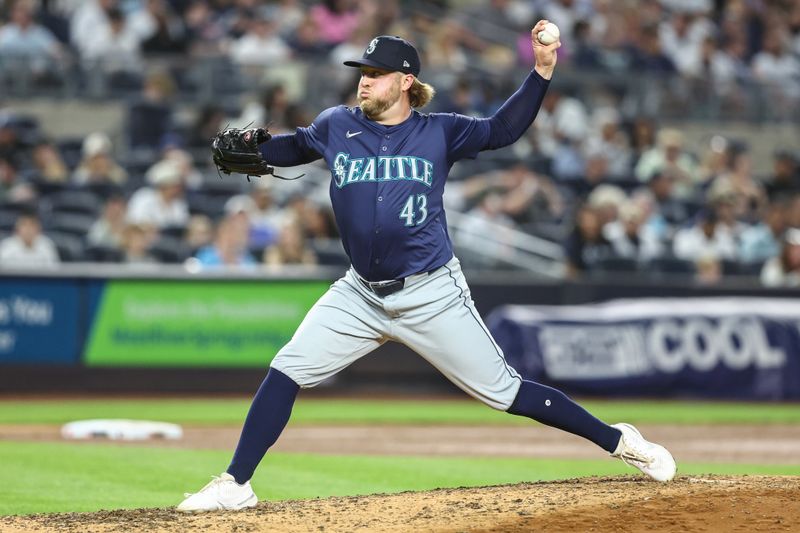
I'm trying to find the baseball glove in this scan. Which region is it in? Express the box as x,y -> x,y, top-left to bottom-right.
212,127 -> 274,178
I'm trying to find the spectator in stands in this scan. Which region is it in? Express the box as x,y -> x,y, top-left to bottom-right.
0,211 -> 59,267
72,132 -> 128,186
707,144 -> 766,224
120,223 -> 158,265
187,104 -> 226,151
570,19 -> 602,69
285,194 -> 339,241
764,150 -> 800,201
635,128 -> 698,198
630,23 -> 676,73
263,217 -> 318,266
659,10 -> 713,79
466,0 -> 533,50
158,143 -> 204,189
287,13 -> 330,58
272,0 -> 305,38
564,206 -> 615,278
70,0 -> 116,60
456,163 -> 565,226
224,180 -> 286,250
673,208 -> 737,264
126,158 -> 189,231
761,228 -> 800,287
534,87 -> 590,167
751,27 -> 800,114
0,0 -> 64,80
0,156 -> 35,205
229,13 -> 292,67
455,190 -> 517,269
129,0 -> 187,55
424,19 -> 470,77
629,116 -> 658,165
697,135 -> 731,185
695,253 -> 723,285
587,184 -> 626,227
30,140 -> 69,183
785,195 -> 800,231
237,84 -> 294,133
80,6 -> 142,87
710,35 -> 751,111
584,108 -> 633,181
195,214 -> 257,269
310,0 -> 362,46
0,115 -> 23,163
184,214 -> 214,255
88,195 -> 127,249
739,199 -> 786,265
127,69 -> 175,151
604,201 -> 664,263
184,0 -> 228,56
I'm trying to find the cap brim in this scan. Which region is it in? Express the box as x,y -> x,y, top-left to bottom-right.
344,58 -> 406,73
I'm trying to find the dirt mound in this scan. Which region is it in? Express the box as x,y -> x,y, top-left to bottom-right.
2,475 -> 797,533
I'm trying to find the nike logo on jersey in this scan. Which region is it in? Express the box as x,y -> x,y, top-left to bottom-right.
332,152 -> 434,189
345,131 -> 363,138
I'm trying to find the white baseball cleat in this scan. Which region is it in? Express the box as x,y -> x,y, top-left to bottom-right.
177,473 -> 258,512
610,423 -> 677,482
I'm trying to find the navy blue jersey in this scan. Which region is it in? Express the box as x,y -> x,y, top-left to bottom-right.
263,70 -> 550,281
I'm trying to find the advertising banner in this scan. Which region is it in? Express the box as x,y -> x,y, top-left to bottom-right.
0,279 -> 82,364
84,280 -> 329,367
487,298 -> 800,399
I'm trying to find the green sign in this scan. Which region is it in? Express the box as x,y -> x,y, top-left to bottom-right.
84,281 -> 329,367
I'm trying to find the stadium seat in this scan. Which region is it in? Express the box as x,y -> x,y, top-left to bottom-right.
311,239 -> 350,267
48,231 -> 85,262
148,236 -> 191,264
187,194 -> 227,221
646,256 -> 696,279
0,210 -> 18,232
43,190 -> 101,217
57,138 -> 85,170
591,256 -> 640,275
46,212 -> 95,237
84,244 -> 124,263
200,179 -> 246,198
159,224 -> 187,240
84,183 -> 125,201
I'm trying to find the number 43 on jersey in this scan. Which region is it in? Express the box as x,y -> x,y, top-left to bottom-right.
400,193 -> 428,226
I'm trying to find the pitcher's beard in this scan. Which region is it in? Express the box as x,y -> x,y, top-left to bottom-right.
358,83 -> 401,119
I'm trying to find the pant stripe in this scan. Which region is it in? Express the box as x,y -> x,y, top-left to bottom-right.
444,264 -> 521,383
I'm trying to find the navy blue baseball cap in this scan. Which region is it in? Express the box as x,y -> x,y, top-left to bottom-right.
344,35 -> 421,77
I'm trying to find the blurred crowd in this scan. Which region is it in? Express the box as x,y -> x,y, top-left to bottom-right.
1,0 -> 799,285
1,0 -> 798,109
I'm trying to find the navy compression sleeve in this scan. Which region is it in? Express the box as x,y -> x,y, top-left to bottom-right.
259,133 -> 322,167
485,70 -> 550,150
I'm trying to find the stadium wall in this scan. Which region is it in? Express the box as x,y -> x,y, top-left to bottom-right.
1,268 -> 798,397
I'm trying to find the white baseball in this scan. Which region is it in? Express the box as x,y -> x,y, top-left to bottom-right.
537,22 -> 560,45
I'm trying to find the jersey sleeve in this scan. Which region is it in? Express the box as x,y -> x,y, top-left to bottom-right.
259,107 -> 337,166
435,70 -> 550,164
436,113 -> 492,163
294,106 -> 336,155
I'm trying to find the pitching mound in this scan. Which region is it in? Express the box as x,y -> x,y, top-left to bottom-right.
3,475 -> 797,532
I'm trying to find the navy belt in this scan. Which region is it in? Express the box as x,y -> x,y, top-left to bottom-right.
358,277 -> 405,297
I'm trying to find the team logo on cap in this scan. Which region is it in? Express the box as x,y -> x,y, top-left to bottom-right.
366,38 -> 379,55
403,60 -> 410,68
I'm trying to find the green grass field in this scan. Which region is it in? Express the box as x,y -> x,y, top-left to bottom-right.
1,398 -> 799,516
2,397 -> 800,426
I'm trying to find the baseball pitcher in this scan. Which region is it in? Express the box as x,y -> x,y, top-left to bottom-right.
179,20 -> 676,512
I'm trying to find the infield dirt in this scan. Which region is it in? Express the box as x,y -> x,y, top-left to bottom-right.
2,475 -> 798,532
